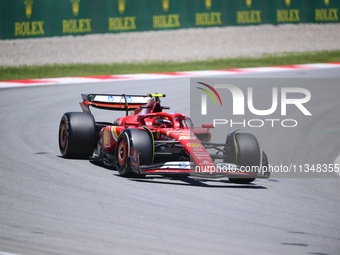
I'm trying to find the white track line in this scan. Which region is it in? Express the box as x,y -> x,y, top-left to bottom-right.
0,251 -> 23,255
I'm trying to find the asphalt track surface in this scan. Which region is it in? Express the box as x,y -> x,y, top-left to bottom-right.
0,68 -> 340,255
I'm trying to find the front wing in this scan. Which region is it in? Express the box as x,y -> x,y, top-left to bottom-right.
137,161 -> 270,179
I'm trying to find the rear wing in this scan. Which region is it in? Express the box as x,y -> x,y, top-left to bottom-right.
80,93 -> 166,115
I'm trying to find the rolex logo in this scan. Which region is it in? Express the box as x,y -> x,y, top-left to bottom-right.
246,0 -> 252,8
24,0 -> 33,19
162,0 -> 169,12
285,0 -> 291,7
71,0 -> 80,17
324,0 -> 329,6
118,0 -> 125,14
205,0 -> 212,10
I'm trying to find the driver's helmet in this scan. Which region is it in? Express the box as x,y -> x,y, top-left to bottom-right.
153,116 -> 172,127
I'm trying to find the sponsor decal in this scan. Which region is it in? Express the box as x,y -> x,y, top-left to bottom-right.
195,0 -> 222,27
166,130 -> 190,137
162,0 -> 169,12
15,0 -> 45,37
108,96 -> 115,102
111,126 -> 119,141
62,0 -> 92,34
71,0 -> 80,16
153,0 -> 181,29
118,0 -> 125,14
179,162 -> 188,169
108,0 -> 137,31
315,0 -> 338,22
237,0 -> 261,24
126,96 -> 133,103
196,156 -> 212,160
192,148 -> 205,152
193,152 -> 210,156
103,128 -> 110,146
187,143 -> 202,148
179,135 -> 196,140
24,0 -> 33,18
277,0 -> 300,23
205,0 -> 212,10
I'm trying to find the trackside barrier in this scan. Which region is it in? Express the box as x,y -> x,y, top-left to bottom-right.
0,0 -> 339,39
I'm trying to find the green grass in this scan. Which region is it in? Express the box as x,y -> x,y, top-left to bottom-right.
0,50 -> 339,81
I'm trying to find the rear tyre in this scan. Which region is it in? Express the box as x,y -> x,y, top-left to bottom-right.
59,112 -> 96,159
115,129 -> 152,177
228,133 -> 260,184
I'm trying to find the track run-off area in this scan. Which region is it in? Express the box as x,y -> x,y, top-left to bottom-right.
0,65 -> 340,255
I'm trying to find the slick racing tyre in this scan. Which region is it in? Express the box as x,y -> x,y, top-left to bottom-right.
115,129 -> 152,177
59,112 -> 96,159
228,133 -> 261,184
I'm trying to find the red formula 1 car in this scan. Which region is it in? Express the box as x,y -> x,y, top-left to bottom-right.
59,93 -> 269,184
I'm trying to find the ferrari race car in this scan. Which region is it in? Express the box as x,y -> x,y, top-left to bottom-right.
58,93 -> 269,184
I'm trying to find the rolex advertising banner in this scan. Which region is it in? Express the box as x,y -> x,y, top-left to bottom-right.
0,0 -> 339,39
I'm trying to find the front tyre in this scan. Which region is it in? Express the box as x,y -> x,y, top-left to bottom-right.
115,129 -> 153,177
59,112 -> 96,159
228,133 -> 261,184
